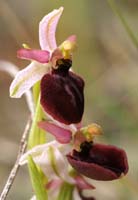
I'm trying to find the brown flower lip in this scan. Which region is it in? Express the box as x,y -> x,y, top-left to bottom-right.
79,193 -> 96,200
67,142 -> 129,181
40,59 -> 84,125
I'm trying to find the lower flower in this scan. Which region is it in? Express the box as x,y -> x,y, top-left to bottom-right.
20,141 -> 96,200
67,141 -> 128,181
30,177 -> 95,200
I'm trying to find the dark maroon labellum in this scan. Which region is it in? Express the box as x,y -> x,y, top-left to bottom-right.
67,142 -> 128,181
81,197 -> 95,200
79,192 -> 96,200
40,59 -> 84,125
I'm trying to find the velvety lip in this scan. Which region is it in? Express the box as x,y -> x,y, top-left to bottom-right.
40,67 -> 84,125
67,143 -> 128,181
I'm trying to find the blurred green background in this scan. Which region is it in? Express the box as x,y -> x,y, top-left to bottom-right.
0,0 -> 138,199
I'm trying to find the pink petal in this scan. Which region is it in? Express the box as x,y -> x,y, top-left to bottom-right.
46,179 -> 62,190
17,49 -> 50,63
67,35 -> 77,43
59,35 -> 77,52
75,175 -> 95,190
39,7 -> 64,51
38,121 -> 72,143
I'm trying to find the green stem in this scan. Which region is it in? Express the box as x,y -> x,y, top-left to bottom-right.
33,81 -> 41,105
57,182 -> 74,200
27,81 -> 48,199
107,0 -> 138,48
28,95 -> 46,149
28,156 -> 48,200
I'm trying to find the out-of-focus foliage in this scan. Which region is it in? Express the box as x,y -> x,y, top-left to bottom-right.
0,0 -> 138,199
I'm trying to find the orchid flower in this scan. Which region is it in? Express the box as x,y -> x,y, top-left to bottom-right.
67,142 -> 128,181
6,4 -> 129,200
29,177 -> 95,200
38,121 -> 129,181
45,175 -> 95,200
67,125 -> 128,181
10,7 -> 84,125
20,140 -> 73,183
20,140 -> 95,200
30,177 -> 95,200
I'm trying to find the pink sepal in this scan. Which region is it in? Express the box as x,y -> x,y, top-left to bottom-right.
67,35 -> 77,43
38,121 -> 72,143
39,7 -> 64,51
17,49 -> 50,63
46,179 -> 62,190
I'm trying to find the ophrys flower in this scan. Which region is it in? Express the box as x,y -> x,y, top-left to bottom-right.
10,7 -> 84,125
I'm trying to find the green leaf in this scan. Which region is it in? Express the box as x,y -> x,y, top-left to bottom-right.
28,156 -> 48,200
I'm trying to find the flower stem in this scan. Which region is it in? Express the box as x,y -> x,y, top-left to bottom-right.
107,0 -> 138,48
28,156 -> 48,200
28,95 -> 46,149
57,182 -> 74,200
33,81 -> 40,106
